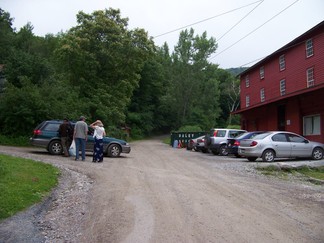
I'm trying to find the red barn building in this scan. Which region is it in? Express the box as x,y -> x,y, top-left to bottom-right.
234,20 -> 324,143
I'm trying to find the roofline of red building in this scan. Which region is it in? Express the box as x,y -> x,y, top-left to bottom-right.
238,20 -> 324,77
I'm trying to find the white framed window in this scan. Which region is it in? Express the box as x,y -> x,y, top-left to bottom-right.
245,75 -> 249,88
280,79 -> 286,96
260,66 -> 264,79
304,114 -> 320,135
307,67 -> 314,87
279,55 -> 285,71
260,88 -> 265,102
246,95 -> 250,107
306,39 -> 313,58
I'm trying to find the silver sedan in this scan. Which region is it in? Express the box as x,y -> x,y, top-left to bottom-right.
238,131 -> 324,162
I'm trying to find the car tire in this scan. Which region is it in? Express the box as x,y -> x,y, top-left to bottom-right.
262,149 -> 275,162
219,145 -> 228,156
48,140 -> 63,155
201,148 -> 208,153
312,147 -> 324,160
247,157 -> 257,162
107,144 -> 121,157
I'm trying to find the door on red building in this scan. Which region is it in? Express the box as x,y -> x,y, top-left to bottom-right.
277,105 -> 286,131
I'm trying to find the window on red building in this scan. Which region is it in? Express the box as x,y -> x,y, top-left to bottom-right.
304,114 -> 320,135
280,79 -> 286,96
260,66 -> 264,79
260,88 -> 265,102
245,75 -> 249,87
246,95 -> 250,107
307,67 -> 314,87
306,39 -> 313,58
279,55 -> 285,71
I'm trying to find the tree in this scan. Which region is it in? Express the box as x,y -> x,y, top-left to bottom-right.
163,28 -> 219,129
55,8 -> 155,125
217,69 -> 240,127
0,8 -> 14,63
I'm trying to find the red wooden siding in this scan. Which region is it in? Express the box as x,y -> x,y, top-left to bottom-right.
235,21 -> 324,142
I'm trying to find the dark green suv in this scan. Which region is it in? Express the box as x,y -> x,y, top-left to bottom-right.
30,120 -> 131,157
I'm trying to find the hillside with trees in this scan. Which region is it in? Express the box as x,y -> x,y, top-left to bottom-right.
0,8 -> 242,139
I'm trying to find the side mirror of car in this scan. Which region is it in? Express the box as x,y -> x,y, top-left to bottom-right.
304,139 -> 309,144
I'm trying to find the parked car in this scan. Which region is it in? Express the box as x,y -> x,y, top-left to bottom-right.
196,136 -> 209,153
30,120 -> 131,157
204,128 -> 246,155
226,131 -> 267,157
187,136 -> 201,151
238,131 -> 324,162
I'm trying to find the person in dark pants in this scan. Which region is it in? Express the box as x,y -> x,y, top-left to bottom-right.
90,120 -> 106,162
59,118 -> 72,157
73,116 -> 88,161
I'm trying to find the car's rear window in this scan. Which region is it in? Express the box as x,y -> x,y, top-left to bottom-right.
253,132 -> 271,140
44,123 -> 60,131
210,130 -> 226,137
229,131 -> 245,138
34,121 -> 46,130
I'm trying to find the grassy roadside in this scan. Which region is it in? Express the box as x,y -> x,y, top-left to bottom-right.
0,154 -> 60,220
257,165 -> 324,184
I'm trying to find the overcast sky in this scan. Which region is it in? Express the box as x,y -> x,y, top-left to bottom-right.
1,0 -> 324,68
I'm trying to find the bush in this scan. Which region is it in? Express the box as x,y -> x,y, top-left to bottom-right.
176,125 -> 203,132
0,135 -> 30,146
226,124 -> 242,129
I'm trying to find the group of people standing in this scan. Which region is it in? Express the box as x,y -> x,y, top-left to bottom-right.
59,116 -> 106,163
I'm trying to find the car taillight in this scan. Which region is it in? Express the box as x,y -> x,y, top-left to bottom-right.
250,141 -> 258,146
234,141 -> 240,146
33,129 -> 42,135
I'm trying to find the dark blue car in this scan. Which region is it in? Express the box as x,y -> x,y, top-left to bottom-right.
226,131 -> 266,157
30,120 -> 131,157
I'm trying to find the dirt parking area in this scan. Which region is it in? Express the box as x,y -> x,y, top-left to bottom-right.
0,138 -> 324,243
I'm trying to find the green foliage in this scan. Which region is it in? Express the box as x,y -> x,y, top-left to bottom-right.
177,125 -> 203,132
257,165 -> 324,183
0,7 -> 242,140
0,8 -> 15,63
55,8 -> 155,125
226,67 -> 248,76
0,135 -> 29,146
0,154 -> 59,220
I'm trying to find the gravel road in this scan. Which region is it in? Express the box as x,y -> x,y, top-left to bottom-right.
0,138 -> 323,243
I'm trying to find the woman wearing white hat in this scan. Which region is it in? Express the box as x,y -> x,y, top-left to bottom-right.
90,120 -> 106,162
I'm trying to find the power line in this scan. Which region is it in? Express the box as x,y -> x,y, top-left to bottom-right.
217,0 -> 264,42
209,0 -> 300,61
239,56 -> 265,67
153,0 -> 264,39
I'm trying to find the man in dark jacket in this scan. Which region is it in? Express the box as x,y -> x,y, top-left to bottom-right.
59,118 -> 72,157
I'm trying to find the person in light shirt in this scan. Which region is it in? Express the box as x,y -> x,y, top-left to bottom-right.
74,116 -> 88,161
90,120 -> 106,162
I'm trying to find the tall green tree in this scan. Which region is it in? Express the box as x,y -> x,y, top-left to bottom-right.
163,28 -> 219,130
0,8 -> 14,63
55,8 -> 155,125
217,69 -> 240,127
